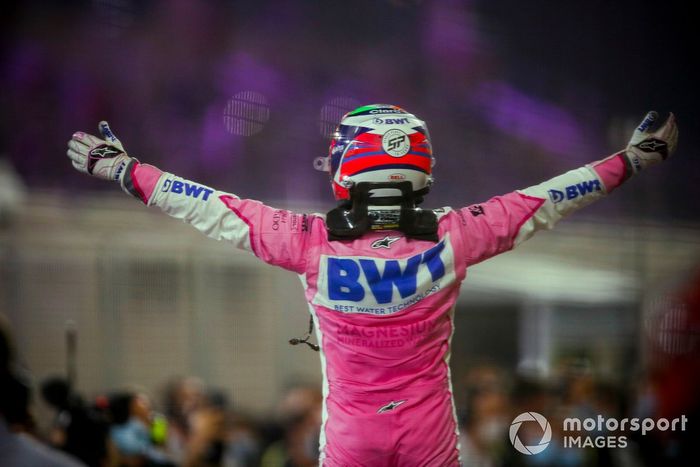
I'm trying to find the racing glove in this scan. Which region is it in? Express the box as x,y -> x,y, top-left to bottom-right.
624,111 -> 678,174
66,121 -> 136,193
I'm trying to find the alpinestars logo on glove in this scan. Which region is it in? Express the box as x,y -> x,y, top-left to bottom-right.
88,145 -> 123,173
89,145 -> 122,159
636,138 -> 668,157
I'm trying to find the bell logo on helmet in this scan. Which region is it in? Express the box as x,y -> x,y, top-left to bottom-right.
382,129 -> 410,157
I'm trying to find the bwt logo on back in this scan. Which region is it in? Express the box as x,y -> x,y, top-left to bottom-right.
327,241 -> 446,304
162,179 -> 214,201
548,179 -> 601,203
374,117 -> 410,125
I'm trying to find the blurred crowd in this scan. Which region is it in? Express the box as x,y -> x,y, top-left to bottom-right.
3,300 -> 699,467
2,315 -> 323,467
455,269 -> 700,467
455,363 -> 697,467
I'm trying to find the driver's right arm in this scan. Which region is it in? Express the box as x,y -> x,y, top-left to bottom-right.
67,122 -> 313,273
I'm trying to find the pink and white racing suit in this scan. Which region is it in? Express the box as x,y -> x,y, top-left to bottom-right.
123,152 -> 630,466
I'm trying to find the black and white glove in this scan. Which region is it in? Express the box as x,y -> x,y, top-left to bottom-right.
67,121 -> 136,190
625,111 -> 678,174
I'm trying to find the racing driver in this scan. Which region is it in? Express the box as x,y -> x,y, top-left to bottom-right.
67,104 -> 678,466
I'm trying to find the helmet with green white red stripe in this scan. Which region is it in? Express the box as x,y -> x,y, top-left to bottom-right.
315,104 -> 434,201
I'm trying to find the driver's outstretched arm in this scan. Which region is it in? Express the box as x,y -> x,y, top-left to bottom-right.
453,111 -> 678,266
67,122 -> 313,273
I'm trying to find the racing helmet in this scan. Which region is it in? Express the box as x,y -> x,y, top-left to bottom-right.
314,104 -> 434,201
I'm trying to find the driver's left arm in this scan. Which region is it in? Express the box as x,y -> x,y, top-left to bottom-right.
456,111 -> 677,267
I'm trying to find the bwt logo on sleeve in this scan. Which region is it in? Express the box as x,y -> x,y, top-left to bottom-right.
162,179 -> 214,201
313,237 -> 457,313
548,179 -> 602,203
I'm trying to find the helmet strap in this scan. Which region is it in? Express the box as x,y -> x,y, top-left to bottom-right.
326,182 -> 438,242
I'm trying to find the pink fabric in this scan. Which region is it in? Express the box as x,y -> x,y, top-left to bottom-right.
198,193 -> 548,464
131,163 -> 163,203
305,228 -> 464,465
590,152 -> 628,192
216,196 -> 311,273
457,193 -> 546,266
291,193 -> 545,465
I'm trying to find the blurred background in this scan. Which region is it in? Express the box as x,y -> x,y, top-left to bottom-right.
0,0 -> 698,466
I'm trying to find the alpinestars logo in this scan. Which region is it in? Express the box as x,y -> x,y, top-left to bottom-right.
468,205 -> 485,217
88,145 -> 122,174
371,236 -> 401,249
89,145 -> 122,159
636,138 -> 667,154
377,400 -> 407,414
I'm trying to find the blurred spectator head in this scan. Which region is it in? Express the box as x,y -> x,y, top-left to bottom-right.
460,365 -> 511,454
205,387 -> 229,411
261,384 -> 322,467
276,384 -> 322,429
40,376 -> 110,466
164,376 -> 206,425
109,391 -> 152,426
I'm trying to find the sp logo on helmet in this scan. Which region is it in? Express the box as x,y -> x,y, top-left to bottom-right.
509,412 -> 552,455
382,129 -> 410,157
